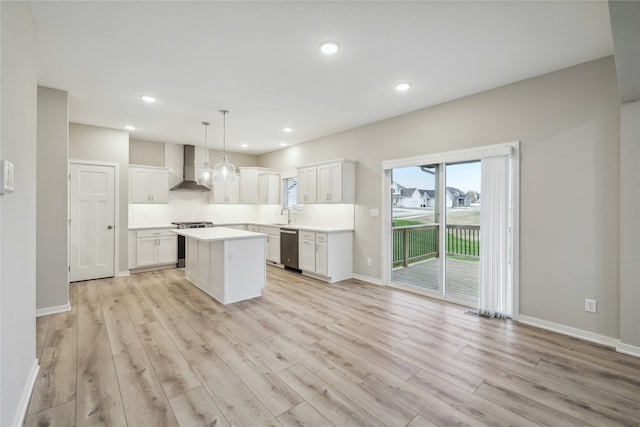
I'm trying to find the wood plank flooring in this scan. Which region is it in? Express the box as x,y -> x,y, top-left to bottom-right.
26,267 -> 640,426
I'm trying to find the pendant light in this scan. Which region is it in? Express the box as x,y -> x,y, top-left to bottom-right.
213,109 -> 236,182
197,121 -> 214,186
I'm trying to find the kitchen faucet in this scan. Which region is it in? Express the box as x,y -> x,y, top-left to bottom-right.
280,207 -> 292,224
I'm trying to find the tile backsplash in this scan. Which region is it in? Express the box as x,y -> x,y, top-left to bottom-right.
129,191 -> 354,228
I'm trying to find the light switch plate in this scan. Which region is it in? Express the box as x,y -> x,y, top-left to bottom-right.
0,160 -> 14,194
370,208 -> 379,217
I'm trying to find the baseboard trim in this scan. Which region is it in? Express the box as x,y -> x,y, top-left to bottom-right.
617,342 -> 640,358
13,359 -> 40,427
351,273 -> 383,286
36,303 -> 71,317
518,315 -> 620,349
117,270 -> 130,277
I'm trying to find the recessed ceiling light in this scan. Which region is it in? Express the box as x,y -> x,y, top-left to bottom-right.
241,143 -> 248,149
125,125 -> 135,131
283,127 -> 293,133
319,40 -> 340,55
395,82 -> 412,92
279,142 -> 287,147
140,95 -> 156,103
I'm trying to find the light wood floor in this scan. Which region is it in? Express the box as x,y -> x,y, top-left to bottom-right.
26,267 -> 640,426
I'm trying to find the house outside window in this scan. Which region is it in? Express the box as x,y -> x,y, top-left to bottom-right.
282,176 -> 298,208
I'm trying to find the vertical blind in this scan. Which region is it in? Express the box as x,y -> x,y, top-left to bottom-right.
478,154 -> 512,318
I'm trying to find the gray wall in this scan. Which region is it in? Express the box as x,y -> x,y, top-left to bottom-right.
260,57 -> 622,340
69,123 -> 129,275
207,147 -> 259,168
0,2 -> 38,425
619,100 -> 640,349
130,138 -> 259,168
37,87 -> 69,311
130,138 -> 164,166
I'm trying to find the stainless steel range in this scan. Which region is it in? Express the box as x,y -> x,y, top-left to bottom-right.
171,221 -> 214,267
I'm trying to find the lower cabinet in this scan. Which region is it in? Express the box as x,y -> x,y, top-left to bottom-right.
299,231 -> 316,272
298,230 -> 352,282
185,235 -> 266,305
259,226 -> 281,264
134,229 -> 177,268
315,234 -> 328,276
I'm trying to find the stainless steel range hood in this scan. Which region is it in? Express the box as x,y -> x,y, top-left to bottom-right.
170,145 -> 211,191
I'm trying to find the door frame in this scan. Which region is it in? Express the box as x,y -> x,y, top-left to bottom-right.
381,141 -> 521,319
68,160 -> 121,280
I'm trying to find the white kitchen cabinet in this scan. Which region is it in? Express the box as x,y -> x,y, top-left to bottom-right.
258,172 -> 280,204
135,229 -> 177,268
259,226 -> 281,264
317,160 -> 355,203
212,174 -> 239,204
239,167 -> 270,204
315,233 -> 328,276
299,229 -> 352,283
296,166 -> 317,204
298,231 -> 316,272
183,232 -> 265,305
130,166 -> 169,203
267,234 -> 280,264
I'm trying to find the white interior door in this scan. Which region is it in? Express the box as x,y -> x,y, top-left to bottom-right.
69,163 -> 115,282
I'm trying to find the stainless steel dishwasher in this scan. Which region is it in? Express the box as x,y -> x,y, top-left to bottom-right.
280,228 -> 300,271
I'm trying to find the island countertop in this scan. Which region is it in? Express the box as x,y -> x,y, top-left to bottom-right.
171,227 -> 265,242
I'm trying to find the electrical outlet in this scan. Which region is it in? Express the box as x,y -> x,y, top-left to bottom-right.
585,298 -> 597,313
367,258 -> 372,266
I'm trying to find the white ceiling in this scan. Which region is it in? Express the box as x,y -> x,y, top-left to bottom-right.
29,1 -> 614,155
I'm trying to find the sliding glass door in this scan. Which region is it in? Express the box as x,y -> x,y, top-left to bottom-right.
444,161 -> 481,303
391,161 -> 481,306
391,165 -> 441,294
384,142 -> 518,316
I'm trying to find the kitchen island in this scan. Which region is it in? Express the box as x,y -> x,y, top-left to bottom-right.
172,227 -> 266,305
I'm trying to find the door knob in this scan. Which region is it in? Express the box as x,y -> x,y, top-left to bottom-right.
107,225 -> 114,229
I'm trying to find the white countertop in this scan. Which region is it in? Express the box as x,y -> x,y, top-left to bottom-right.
129,224 -> 176,230
130,222 -> 353,233
242,222 -> 354,233
279,224 -> 353,232
171,227 -> 266,242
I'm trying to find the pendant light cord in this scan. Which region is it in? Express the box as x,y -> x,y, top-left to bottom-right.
220,110 -> 228,158
202,121 -> 210,164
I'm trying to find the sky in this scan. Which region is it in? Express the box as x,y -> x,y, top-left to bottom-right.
392,162 -> 481,193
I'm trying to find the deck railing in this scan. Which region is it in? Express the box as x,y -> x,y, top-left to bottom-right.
393,224 -> 479,267
446,224 -> 480,259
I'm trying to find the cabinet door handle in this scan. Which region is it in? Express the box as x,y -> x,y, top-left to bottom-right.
107,225 -> 113,229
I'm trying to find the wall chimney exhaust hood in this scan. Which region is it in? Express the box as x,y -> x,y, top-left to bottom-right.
170,145 -> 211,191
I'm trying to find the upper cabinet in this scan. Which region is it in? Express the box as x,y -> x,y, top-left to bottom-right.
212,174 -> 239,204
297,159 -> 355,204
129,166 -> 169,203
239,168 -> 260,204
258,172 -> 281,204
239,167 -> 277,204
296,166 -> 317,204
